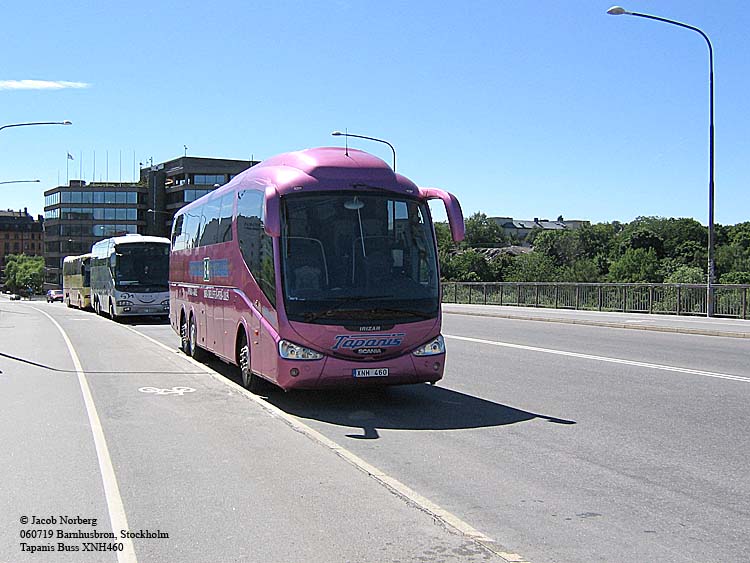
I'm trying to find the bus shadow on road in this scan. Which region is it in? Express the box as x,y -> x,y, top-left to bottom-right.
118,316 -> 171,326
263,385 -> 576,440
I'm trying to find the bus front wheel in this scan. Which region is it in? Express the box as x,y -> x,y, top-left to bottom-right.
109,300 -> 119,322
238,333 -> 263,393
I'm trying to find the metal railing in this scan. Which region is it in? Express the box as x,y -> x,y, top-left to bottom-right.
441,282 -> 750,319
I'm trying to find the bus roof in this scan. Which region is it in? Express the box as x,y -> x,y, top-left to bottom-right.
63,252 -> 94,262
184,147 -> 419,209
95,234 -> 170,247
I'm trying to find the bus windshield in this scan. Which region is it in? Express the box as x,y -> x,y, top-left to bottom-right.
279,192 -> 439,324
114,243 -> 170,292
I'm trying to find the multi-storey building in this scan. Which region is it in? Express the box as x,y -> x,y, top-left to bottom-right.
143,156 -> 256,238
43,156 -> 256,285
0,208 -> 45,286
43,180 -> 145,285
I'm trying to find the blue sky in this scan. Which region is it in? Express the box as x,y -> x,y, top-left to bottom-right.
2,1 -> 748,226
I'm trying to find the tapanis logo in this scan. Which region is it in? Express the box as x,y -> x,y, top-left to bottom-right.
332,333 -> 405,351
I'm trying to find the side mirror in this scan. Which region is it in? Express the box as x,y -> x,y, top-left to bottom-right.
419,187 -> 465,242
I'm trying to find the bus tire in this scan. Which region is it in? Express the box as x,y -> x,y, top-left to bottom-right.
109,300 -> 119,322
238,332 -> 263,393
188,315 -> 206,361
179,313 -> 190,354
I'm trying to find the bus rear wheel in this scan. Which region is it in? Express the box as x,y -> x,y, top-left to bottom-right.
238,333 -> 264,393
188,315 -> 206,361
179,314 -> 190,354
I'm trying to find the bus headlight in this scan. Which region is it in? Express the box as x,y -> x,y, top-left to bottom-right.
412,335 -> 445,356
278,340 -> 323,361
116,300 -> 133,307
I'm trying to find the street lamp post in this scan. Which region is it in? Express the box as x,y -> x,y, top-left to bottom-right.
0,179 -> 40,185
331,131 -> 397,172
607,6 -> 716,317
0,120 -> 72,133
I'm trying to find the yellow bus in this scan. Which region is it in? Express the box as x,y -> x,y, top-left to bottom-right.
62,253 -> 93,309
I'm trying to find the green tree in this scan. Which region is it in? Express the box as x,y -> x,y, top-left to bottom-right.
440,249 -> 495,282
560,258 -> 601,282
577,222 -> 618,260
719,271 -> 750,284
505,252 -> 560,282
4,255 -> 44,293
532,230 -> 580,267
607,248 -> 661,283
433,222 -> 454,254
463,213 -> 506,248
620,226 -> 664,257
664,265 -> 705,284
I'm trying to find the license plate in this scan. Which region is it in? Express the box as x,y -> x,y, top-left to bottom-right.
352,368 -> 389,378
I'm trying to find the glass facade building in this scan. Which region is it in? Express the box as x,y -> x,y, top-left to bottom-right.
43,156 -> 256,285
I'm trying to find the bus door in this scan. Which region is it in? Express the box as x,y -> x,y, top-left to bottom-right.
205,287 -> 222,353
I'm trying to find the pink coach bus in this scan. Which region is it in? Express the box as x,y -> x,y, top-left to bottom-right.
169,147 -> 464,391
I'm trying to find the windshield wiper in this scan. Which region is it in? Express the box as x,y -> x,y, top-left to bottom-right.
302,294 -> 394,323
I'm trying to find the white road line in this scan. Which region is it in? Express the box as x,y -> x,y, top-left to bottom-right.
35,308 -> 137,563
122,325 -> 528,562
445,334 -> 750,384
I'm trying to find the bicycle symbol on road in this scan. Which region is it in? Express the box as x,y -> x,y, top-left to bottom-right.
138,386 -> 196,396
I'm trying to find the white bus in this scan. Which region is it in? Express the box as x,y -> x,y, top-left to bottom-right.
62,253 -> 92,309
90,234 -> 171,319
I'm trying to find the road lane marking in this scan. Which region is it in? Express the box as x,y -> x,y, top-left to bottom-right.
123,324 -> 528,562
444,334 -> 750,384
138,386 -> 196,395
34,308 -> 138,563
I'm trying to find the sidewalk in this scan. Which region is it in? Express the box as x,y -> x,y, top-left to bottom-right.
442,303 -> 750,339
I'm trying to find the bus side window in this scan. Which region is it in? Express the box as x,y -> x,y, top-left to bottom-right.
171,214 -> 185,251
218,193 -> 234,243
236,190 -> 276,307
199,198 -> 221,247
182,210 -> 202,250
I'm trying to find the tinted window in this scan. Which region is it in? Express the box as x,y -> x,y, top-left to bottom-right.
182,210 -> 202,250
237,189 -> 275,306
197,199 -> 220,247
218,193 -> 234,243
172,215 -> 185,250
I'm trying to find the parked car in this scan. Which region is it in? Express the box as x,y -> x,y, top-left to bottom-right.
9,294 -> 21,300
46,289 -> 64,303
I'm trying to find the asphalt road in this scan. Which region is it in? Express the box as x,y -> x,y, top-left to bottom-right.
2,299 -> 749,563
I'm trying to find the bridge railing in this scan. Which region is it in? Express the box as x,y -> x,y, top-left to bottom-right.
441,282 -> 750,319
